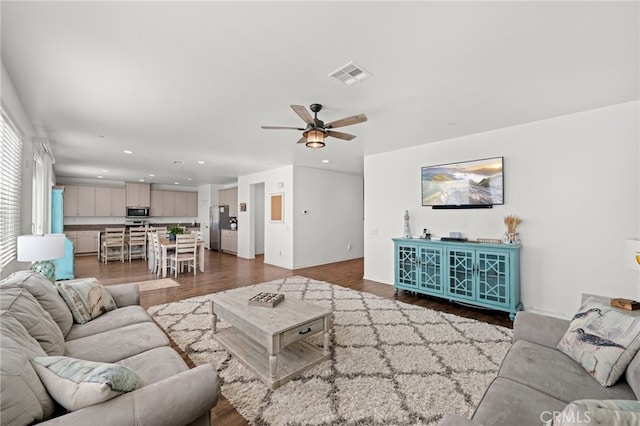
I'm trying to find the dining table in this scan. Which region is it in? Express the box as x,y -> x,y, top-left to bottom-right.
158,237 -> 205,278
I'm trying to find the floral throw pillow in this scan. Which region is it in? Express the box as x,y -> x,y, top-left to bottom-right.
31,356 -> 145,411
558,300 -> 640,387
56,278 -> 117,324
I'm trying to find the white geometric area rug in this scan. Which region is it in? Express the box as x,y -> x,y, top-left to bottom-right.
148,277 -> 513,426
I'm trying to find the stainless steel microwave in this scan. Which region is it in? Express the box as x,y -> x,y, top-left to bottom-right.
126,207 -> 150,218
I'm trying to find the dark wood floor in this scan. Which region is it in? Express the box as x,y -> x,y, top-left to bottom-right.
74,249 -> 512,425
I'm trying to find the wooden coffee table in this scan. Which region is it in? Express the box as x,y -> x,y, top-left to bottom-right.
211,287 -> 332,389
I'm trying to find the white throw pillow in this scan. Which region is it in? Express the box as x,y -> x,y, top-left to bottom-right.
31,356 -> 145,411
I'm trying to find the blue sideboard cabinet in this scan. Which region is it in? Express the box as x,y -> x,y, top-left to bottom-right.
393,238 -> 522,320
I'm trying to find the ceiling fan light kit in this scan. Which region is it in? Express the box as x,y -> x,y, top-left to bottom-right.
304,129 -> 326,149
262,103 -> 367,149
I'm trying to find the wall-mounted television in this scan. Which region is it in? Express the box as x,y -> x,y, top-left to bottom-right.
421,157 -> 504,208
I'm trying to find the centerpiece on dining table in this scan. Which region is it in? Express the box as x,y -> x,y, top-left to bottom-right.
167,225 -> 184,241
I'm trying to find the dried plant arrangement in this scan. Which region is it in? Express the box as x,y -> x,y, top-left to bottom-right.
504,215 -> 521,234
504,215 -> 522,234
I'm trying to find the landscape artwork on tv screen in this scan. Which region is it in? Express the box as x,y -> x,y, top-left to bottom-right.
421,157 -> 504,207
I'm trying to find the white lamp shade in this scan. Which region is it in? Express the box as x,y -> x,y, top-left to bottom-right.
625,238 -> 640,270
17,234 -> 65,262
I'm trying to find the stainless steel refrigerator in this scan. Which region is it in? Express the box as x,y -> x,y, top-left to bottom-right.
209,205 -> 230,251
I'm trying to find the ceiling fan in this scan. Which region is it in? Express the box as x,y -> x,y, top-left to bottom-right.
261,103 -> 367,148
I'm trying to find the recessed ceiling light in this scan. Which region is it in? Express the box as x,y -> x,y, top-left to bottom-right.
197,161 -> 205,164
123,150 -> 134,154
174,182 -> 179,185
97,176 -> 103,179
101,169 -> 109,172
138,179 -> 145,182
149,174 -> 155,177
187,178 -> 193,181
322,159 -> 330,163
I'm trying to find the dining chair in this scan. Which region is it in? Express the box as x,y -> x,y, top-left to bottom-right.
149,232 -> 165,274
128,227 -> 147,262
101,227 -> 125,263
169,234 -> 197,277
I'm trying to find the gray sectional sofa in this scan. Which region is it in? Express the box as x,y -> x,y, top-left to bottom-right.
439,311 -> 640,426
0,270 -> 220,426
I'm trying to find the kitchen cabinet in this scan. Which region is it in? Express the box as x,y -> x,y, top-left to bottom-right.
76,231 -> 99,253
150,190 -> 164,216
174,192 -> 187,217
95,187 -> 126,217
150,190 -> 197,217
186,192 -> 198,217
126,182 -> 151,207
393,238 -> 522,320
221,230 -> 238,254
162,191 -> 175,217
63,185 -> 96,216
219,188 -> 238,216
63,186 -> 78,216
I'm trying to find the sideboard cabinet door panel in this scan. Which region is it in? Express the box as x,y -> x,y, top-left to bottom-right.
395,243 -> 419,289
447,248 -> 475,301
419,246 -> 444,294
476,251 -> 510,308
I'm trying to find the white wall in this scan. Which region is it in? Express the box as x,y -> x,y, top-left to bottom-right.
364,101 -> 640,318
237,165 -> 295,268
237,165 -> 365,270
293,167 -> 364,268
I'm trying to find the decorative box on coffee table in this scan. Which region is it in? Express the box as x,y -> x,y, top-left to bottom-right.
211,287 -> 331,389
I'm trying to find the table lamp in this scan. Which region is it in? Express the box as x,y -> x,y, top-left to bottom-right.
625,238 -> 640,271
17,234 -> 65,282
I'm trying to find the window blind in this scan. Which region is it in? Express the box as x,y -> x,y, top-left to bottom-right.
0,108 -> 23,271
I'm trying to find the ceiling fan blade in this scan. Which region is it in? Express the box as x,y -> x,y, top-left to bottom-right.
261,126 -> 305,130
325,113 -> 368,129
327,130 -> 356,141
291,105 -> 314,125
296,136 -> 307,144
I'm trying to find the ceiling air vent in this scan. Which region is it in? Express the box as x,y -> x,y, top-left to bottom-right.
329,61 -> 372,86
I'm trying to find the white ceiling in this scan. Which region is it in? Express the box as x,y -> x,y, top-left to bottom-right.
2,1 -> 638,187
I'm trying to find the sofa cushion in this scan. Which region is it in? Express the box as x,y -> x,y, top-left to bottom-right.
0,311 -> 56,424
64,322 -> 170,363
552,399 -> 640,425
557,301 -> 640,387
625,350 -> 640,399
472,377 -> 566,426
0,286 -> 65,355
1,270 -> 73,336
31,356 -> 146,411
57,278 -> 117,324
65,305 -> 152,341
500,340 -> 636,403
116,346 -> 189,383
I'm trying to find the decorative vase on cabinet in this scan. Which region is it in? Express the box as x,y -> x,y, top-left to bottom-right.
393,238 -> 522,320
